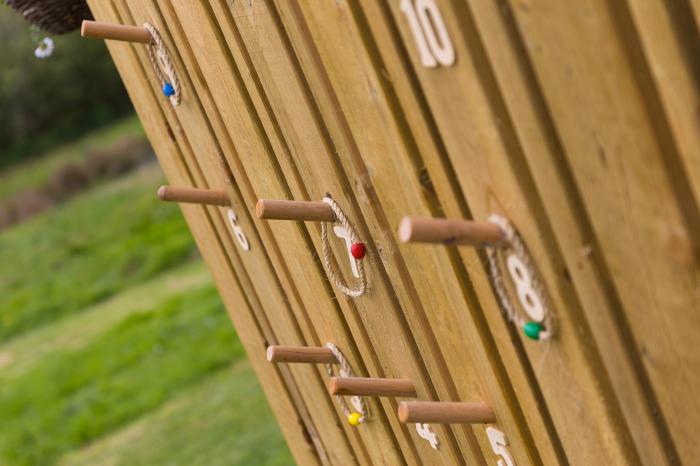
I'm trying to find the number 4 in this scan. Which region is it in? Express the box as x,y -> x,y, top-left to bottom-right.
486,427 -> 516,466
400,0 -> 455,67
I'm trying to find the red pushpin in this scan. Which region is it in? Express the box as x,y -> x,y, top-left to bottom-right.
351,243 -> 366,259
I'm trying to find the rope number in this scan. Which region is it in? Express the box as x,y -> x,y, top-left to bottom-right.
400,0 -> 455,67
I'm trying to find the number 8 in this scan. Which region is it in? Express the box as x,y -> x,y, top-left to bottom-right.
506,254 -> 544,322
400,0 -> 455,67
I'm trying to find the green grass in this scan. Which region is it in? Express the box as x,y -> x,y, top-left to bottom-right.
60,362 -> 293,466
0,261 -> 211,381
0,284 -> 242,466
0,118 -> 292,465
0,163 -> 196,342
0,115 -> 144,202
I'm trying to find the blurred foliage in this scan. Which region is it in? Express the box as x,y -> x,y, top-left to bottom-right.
0,5 -> 132,169
0,285 -> 243,465
0,165 -> 196,342
0,116 -> 143,202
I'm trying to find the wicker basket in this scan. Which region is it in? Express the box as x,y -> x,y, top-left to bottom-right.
5,0 -> 93,35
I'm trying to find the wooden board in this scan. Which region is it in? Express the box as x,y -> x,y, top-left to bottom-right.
86,1 -> 700,464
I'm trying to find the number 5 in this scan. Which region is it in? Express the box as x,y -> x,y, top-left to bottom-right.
486,427 -> 515,466
400,0 -> 455,67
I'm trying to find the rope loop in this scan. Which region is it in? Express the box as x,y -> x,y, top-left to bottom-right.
486,214 -> 555,340
320,195 -> 368,298
325,343 -> 368,424
144,22 -> 181,106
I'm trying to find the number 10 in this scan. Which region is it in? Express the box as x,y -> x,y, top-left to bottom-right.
400,0 -> 455,67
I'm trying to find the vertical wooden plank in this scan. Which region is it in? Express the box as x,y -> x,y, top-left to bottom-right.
617,0 -> 700,254
506,0 -> 700,461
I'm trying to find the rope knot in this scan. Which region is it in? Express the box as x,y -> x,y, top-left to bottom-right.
320,196 -> 368,298
144,22 -> 181,106
325,343 -> 368,425
486,214 -> 555,341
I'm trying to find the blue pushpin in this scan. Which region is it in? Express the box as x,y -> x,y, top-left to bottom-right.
163,83 -> 175,97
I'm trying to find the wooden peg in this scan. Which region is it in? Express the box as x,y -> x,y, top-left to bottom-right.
81,20 -> 151,44
266,345 -> 337,364
398,401 -> 495,424
329,377 -> 417,398
256,199 -> 336,222
398,216 -> 504,246
158,186 -> 230,207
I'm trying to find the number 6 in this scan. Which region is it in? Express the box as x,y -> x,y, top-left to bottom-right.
227,209 -> 250,252
400,0 -> 455,67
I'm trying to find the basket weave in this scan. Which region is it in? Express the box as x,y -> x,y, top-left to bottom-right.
5,0 -> 92,35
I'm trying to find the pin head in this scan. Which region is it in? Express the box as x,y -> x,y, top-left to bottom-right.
523,321 -> 543,340
347,412 -> 362,426
350,243 -> 366,259
163,82 -> 175,97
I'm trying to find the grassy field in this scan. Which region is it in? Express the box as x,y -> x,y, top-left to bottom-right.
0,122 -> 293,465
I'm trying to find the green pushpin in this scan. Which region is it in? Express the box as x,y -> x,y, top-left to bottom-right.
523,322 -> 543,341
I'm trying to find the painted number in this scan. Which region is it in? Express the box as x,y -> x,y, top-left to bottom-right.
506,254 -> 544,322
416,423 -> 439,449
486,427 -> 515,466
400,0 -> 455,67
333,225 -> 360,278
227,209 -> 250,252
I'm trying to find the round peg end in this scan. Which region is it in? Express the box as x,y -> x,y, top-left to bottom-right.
398,216 -> 414,243
398,401 -> 410,423
157,185 -> 168,201
255,200 -> 266,219
328,377 -> 340,395
266,346 -> 274,362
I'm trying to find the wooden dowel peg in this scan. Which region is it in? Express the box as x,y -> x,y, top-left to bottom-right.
330,377 -> 417,398
398,401 -> 495,424
81,20 -> 151,44
256,199 -> 336,222
158,186 -> 230,207
266,345 -> 337,364
398,216 -> 504,246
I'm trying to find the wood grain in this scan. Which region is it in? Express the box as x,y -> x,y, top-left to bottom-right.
81,20 -> 151,43
330,377 -> 417,398
158,185 -> 230,206
88,0 -> 700,463
267,346 -> 338,364
398,402 -> 496,425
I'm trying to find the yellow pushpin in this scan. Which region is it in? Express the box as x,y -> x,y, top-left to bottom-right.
347,412 -> 362,426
